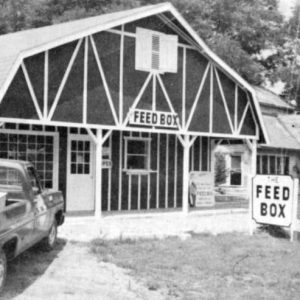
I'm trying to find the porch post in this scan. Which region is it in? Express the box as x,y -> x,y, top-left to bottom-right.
210,139 -> 216,173
95,129 -> 103,219
249,139 -> 257,235
182,134 -> 190,214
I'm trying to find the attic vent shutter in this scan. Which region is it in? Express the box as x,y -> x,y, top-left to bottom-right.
151,34 -> 160,70
135,27 -> 178,73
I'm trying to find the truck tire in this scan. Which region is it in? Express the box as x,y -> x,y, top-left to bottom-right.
42,220 -> 57,251
0,249 -> 7,293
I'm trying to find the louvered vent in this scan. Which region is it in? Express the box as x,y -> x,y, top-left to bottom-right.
151,34 -> 160,70
135,27 -> 178,73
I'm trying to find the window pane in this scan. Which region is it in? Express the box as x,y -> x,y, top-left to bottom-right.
284,157 -> 289,175
77,164 -> 83,174
84,164 -> 90,174
231,156 -> 241,170
276,157 -> 282,174
71,164 -> 76,174
269,156 -> 275,174
127,140 -> 146,154
127,155 -> 146,169
257,156 -> 261,174
230,172 -> 241,186
0,167 -> 22,186
262,155 -> 268,174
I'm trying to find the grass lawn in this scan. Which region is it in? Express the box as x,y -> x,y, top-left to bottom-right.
91,230 -> 300,300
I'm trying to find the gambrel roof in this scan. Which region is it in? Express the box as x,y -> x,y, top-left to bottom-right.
0,2 -> 268,142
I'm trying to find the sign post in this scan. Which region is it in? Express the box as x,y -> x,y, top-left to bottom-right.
252,175 -> 299,241
290,178 -> 299,242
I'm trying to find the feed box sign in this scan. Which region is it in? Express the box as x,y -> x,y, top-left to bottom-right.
252,175 -> 294,227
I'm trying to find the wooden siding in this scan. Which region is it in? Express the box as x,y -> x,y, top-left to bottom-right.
100,130 -> 210,211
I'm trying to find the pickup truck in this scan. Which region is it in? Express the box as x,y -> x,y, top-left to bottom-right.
0,159 -> 64,291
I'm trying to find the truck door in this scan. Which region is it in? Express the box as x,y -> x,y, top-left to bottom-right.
0,165 -> 35,254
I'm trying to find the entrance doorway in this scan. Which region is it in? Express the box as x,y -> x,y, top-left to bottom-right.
66,134 -> 95,212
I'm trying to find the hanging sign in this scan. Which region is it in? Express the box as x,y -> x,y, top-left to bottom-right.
252,175 -> 295,227
189,172 -> 215,207
129,109 -> 179,128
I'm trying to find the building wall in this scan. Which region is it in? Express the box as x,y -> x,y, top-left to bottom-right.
214,143 -> 300,201
100,130 -> 211,212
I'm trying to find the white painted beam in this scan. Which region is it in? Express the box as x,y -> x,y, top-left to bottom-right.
95,128 -> 103,219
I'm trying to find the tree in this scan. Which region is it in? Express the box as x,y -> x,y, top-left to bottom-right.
0,0 -> 295,95
214,152 -> 228,186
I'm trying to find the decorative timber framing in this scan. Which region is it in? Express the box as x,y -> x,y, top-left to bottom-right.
0,3 -> 268,143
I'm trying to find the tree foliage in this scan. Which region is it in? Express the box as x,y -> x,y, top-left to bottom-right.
0,0 -> 298,101
214,152 -> 228,186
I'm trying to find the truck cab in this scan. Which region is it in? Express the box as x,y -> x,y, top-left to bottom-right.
0,159 -> 64,291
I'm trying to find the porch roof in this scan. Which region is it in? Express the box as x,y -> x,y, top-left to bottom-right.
253,86 -> 294,112
0,3 -> 268,142
259,115 -> 300,150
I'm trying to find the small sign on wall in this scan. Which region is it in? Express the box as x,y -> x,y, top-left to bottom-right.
189,172 -> 215,207
102,159 -> 112,169
252,175 -> 295,227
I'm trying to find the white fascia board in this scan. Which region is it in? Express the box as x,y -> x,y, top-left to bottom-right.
247,87 -> 270,145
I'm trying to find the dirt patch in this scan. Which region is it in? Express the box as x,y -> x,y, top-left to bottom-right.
0,239 -> 164,300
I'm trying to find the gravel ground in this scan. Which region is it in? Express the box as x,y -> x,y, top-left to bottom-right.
1,239 -> 164,300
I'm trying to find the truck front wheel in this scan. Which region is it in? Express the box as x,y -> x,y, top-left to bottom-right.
42,220 -> 57,251
0,249 -> 7,292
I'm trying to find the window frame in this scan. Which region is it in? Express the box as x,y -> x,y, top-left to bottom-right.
123,136 -> 151,173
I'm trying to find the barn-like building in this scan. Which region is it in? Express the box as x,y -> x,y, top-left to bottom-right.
0,3 -> 267,217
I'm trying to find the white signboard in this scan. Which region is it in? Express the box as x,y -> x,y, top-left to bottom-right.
252,175 -> 294,227
190,172 -> 215,207
129,109 -> 179,128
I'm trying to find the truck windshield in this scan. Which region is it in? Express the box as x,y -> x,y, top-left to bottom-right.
0,166 -> 22,187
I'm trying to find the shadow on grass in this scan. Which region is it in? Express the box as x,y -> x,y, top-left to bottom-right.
258,225 -> 290,239
0,238 -> 67,299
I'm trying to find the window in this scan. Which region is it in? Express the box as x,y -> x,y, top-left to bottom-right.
70,140 -> 91,174
230,155 -> 242,186
257,155 -> 289,175
0,132 -> 56,188
124,137 -> 151,171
